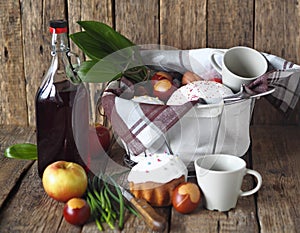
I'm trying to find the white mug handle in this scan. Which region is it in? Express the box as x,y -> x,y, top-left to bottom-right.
240,169 -> 262,197
210,50 -> 224,74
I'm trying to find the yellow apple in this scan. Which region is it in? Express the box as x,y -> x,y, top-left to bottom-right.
42,161 -> 88,202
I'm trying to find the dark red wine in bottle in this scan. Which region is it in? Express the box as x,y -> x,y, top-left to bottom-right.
35,20 -> 87,177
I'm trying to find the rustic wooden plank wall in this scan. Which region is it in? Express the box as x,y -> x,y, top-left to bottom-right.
0,0 -> 299,127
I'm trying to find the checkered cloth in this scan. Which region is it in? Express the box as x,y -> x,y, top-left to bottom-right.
101,48 -> 300,155
248,68 -> 300,114
102,78 -> 197,155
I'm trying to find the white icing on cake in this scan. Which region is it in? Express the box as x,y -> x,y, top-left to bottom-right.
132,95 -> 164,105
167,80 -> 233,105
127,153 -> 188,184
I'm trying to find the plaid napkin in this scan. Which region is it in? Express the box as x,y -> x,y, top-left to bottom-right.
102,48 -> 300,155
102,78 -> 197,155
246,68 -> 300,114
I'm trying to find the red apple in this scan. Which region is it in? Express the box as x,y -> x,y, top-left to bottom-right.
95,124 -> 110,152
85,125 -> 110,171
153,79 -> 177,102
42,161 -> 88,202
63,198 -> 91,225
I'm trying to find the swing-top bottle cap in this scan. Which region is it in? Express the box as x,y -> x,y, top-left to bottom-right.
49,20 -> 68,34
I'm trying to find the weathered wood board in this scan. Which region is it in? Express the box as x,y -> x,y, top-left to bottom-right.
0,125 -> 299,232
0,0 -> 299,126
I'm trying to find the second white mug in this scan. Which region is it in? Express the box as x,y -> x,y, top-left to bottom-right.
194,154 -> 262,212
210,46 -> 268,92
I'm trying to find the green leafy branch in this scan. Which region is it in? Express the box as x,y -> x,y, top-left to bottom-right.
70,21 -> 149,83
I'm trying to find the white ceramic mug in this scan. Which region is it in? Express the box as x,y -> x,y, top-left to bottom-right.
210,46 -> 268,92
194,154 -> 262,212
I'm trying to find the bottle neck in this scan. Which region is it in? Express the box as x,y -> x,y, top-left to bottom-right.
48,30 -> 81,85
51,32 -> 69,55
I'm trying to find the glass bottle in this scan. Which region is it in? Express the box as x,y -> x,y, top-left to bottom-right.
35,20 -> 88,177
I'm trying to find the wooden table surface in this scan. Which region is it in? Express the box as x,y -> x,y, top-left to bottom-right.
0,125 -> 299,233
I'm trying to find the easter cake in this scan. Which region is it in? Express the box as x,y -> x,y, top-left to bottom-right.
127,153 -> 188,206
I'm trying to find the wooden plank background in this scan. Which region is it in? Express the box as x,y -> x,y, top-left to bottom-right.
0,0 -> 299,127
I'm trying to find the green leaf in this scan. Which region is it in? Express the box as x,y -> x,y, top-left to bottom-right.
70,32 -> 111,60
77,21 -> 135,51
70,21 -> 147,83
77,60 -> 98,79
4,143 -> 37,160
81,59 -> 123,83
